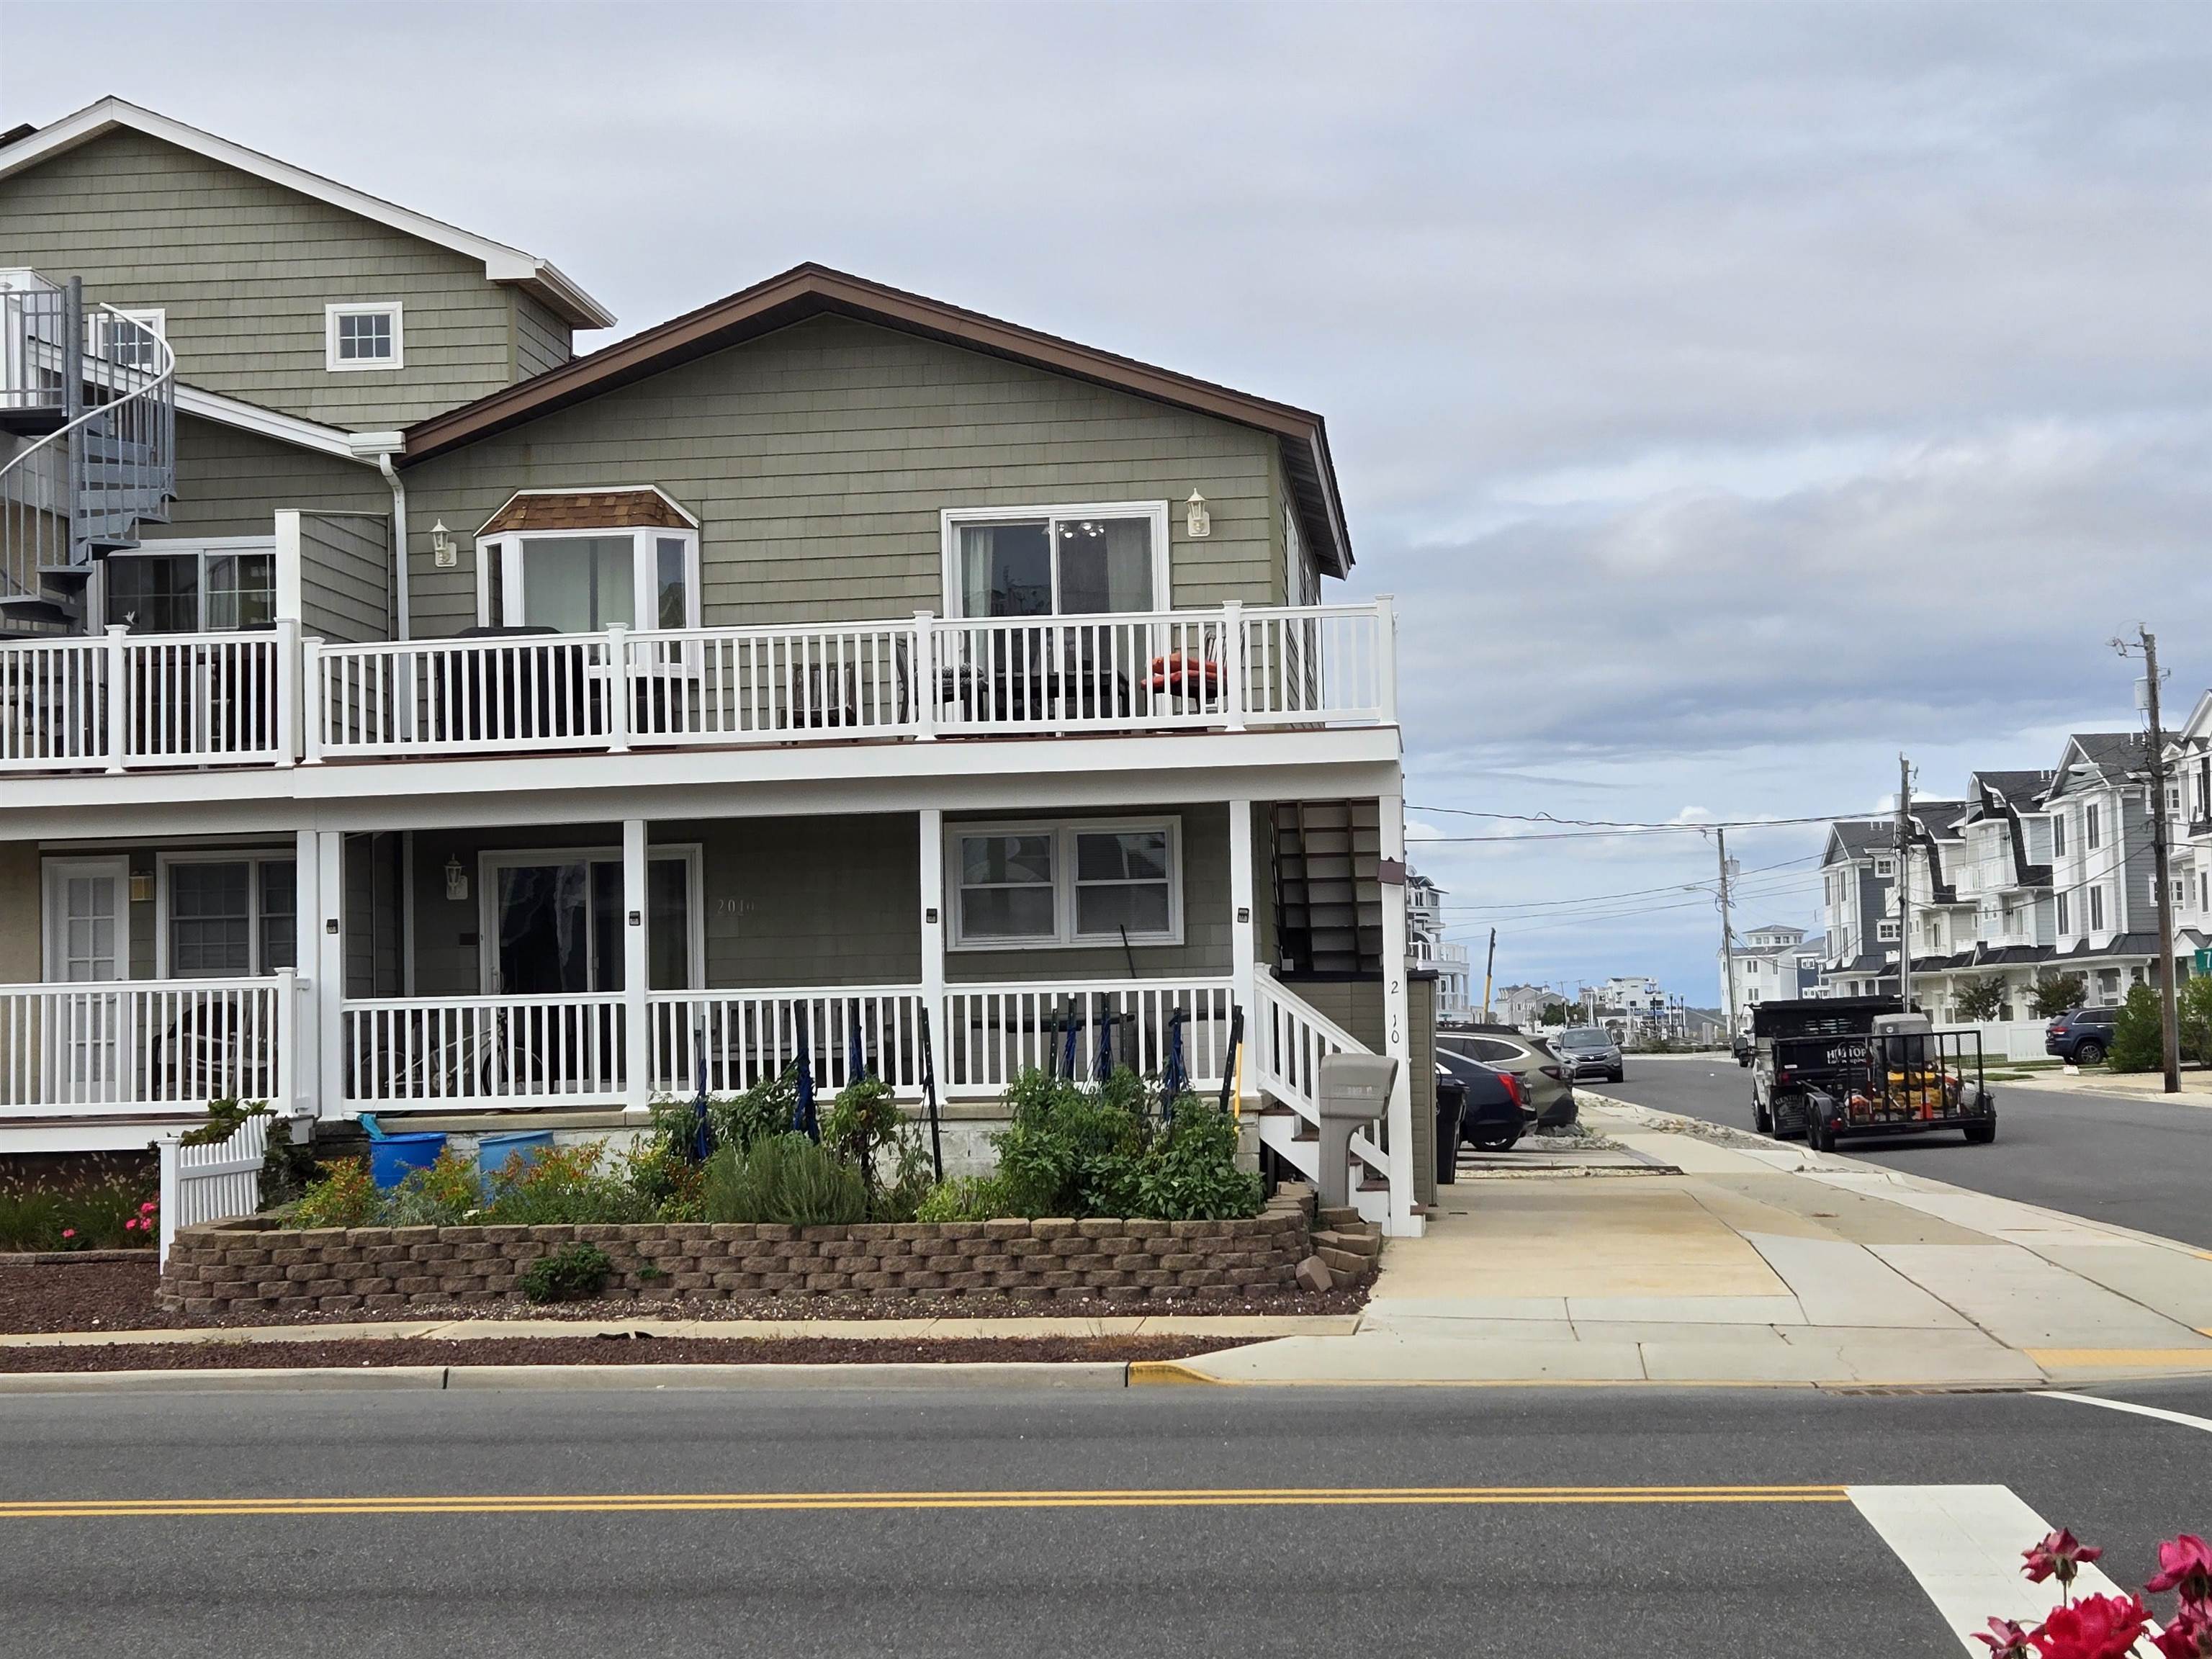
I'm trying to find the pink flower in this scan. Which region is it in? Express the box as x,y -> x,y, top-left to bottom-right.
60,1228 -> 74,1238
2149,1537 -> 2212,1608
2151,1604 -> 2212,1659
1975,1617 -> 2033,1658
2025,1529 -> 2105,1591
139,1201 -> 156,1215
122,1218 -> 137,1231
2029,1593 -> 2154,1659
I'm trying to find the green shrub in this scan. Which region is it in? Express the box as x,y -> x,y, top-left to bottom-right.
290,1158 -> 382,1229
521,1241 -> 613,1303
0,1156 -> 160,1251
1136,1097 -> 1263,1221
912,1174 -> 1010,1223
481,1141 -> 651,1226
2107,983 -> 2165,1072
703,1133 -> 866,1226
991,1073 -> 1151,1218
1954,976 -> 2007,1022
383,1148 -> 484,1228
180,1097 -> 271,1146
624,1141 -> 708,1222
2181,974 -> 2212,1068
714,1069 -> 801,1155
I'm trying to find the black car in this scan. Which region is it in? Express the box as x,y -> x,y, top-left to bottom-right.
1437,1050 -> 1534,1151
2045,1007 -> 2118,1065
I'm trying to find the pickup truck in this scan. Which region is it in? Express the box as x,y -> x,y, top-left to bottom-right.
1749,997 -> 1997,1151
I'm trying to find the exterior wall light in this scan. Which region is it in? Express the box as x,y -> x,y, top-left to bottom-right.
1185,491 -> 1210,538
445,856 -> 468,902
431,521 -> 458,568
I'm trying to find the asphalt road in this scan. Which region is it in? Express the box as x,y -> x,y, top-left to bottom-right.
1601,1053 -> 2212,1249
3,1380 -> 2208,1656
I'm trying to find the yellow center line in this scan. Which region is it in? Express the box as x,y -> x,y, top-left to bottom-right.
0,1484 -> 1851,1519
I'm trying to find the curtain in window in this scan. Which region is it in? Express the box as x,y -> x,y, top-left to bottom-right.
959,524 -> 1051,618
1058,518 -> 1151,613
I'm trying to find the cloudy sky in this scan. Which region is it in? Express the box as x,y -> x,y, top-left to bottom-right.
6,2 -> 2208,1005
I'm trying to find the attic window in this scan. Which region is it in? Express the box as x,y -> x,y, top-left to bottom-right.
326,302 -> 403,371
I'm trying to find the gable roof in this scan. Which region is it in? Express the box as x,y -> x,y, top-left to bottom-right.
2047,731 -> 2149,801
0,96 -> 613,329
400,263 -> 1355,576
1825,819 -> 1899,863
1969,769 -> 2054,811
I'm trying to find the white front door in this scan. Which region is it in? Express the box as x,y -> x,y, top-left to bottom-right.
41,857 -> 130,1103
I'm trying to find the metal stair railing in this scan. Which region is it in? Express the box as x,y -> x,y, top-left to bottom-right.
1,281 -> 176,626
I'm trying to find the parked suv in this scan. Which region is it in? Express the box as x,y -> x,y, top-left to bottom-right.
2045,1007 -> 2118,1065
1552,1026 -> 1625,1084
1435,1030 -> 1577,1127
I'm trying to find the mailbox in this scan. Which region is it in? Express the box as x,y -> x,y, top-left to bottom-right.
1315,1053 -> 1400,1211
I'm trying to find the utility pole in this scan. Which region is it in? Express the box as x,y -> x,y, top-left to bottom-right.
2116,628 -> 2182,1093
1717,827 -> 1740,1038
1896,753 -> 1914,1013
1481,928 -> 1497,1022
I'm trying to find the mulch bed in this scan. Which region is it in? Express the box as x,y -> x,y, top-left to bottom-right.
1,1256 -> 1367,1336
0,1334 -> 1247,1372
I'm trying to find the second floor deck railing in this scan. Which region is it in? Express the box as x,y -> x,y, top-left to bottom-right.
0,599 -> 1394,774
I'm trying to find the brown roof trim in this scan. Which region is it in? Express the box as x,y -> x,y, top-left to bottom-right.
477,486 -> 696,536
402,264 -> 1352,575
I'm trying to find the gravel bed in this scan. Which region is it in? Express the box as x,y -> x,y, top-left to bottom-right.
0,1333 -> 1248,1373
1,1256 -> 1366,1334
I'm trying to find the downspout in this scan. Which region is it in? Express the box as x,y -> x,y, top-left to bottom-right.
376,450 -> 410,641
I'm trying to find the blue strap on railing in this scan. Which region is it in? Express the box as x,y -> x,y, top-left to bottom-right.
793,1006 -> 819,1141
1160,1010 -> 1188,1120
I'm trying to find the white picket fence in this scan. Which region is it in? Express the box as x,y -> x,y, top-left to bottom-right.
1943,1019 -> 2054,1064
156,1110 -> 272,1267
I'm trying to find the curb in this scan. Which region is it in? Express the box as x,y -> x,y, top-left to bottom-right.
1126,1359 -> 1227,1387
0,1361 -> 1138,1395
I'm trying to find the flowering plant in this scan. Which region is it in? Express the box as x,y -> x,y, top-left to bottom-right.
1994,1528 -> 2212,1659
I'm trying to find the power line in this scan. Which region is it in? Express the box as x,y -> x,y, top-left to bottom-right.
1409,804 -> 1895,832
1438,853 -> 1822,916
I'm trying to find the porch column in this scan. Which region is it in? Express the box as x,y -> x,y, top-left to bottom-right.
621,819 -> 650,1116
920,807 -> 945,1082
1377,791 -> 1419,1236
1227,797 -> 1256,1108
294,829 -> 321,1121
313,831 -> 346,1123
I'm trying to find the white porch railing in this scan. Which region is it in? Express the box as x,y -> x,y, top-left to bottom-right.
0,626 -> 291,771
0,974 -> 291,1115
306,601 -> 1394,760
647,986 -> 929,1097
156,1110 -> 271,1266
341,992 -> 627,1109
940,977 -> 1236,1097
1250,967 -> 1391,1211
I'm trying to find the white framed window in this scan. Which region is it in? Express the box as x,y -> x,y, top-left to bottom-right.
2056,890 -> 2071,935
1874,856 -> 1896,878
1876,920 -> 1900,943
325,301 -> 403,371
2089,885 -> 2106,931
2051,813 -> 2067,856
478,528 -> 701,634
156,852 -> 296,979
940,501 -> 1171,619
102,538 -> 277,634
946,819 -> 1182,949
2085,803 -> 2101,850
88,307 -> 165,372
477,844 -> 704,994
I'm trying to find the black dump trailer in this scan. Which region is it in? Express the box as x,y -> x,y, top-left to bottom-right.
1750,999 -> 1996,1150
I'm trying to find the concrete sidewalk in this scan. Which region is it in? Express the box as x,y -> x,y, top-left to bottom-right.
1172,1100 -> 2212,1389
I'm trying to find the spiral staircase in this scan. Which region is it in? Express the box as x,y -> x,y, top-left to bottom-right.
1,274 -> 177,629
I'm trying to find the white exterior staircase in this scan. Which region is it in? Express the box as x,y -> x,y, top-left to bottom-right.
1250,966 -> 1405,1231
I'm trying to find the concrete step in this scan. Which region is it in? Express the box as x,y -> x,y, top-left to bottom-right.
1311,1228 -> 1381,1259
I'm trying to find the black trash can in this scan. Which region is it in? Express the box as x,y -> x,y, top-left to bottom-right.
1434,1076 -> 1465,1185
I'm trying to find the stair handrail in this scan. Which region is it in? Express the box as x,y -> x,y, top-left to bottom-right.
1,301 -> 176,616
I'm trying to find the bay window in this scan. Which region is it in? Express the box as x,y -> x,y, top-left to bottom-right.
949,819 -> 1181,948
480,528 -> 699,634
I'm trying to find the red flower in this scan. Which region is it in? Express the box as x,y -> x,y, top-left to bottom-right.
2026,1529 -> 2106,1589
2151,1604 -> 2212,1659
1976,1617 -> 2033,1658
2029,1593 -> 2154,1659
2149,1537 -> 2212,1608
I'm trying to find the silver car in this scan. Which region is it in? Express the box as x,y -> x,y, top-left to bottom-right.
1551,1026 -> 1624,1084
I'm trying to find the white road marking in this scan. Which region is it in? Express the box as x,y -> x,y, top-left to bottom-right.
2040,1390 -> 2212,1436
1848,1484 -> 2144,1655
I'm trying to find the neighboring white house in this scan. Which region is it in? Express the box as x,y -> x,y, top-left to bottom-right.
1405,871 -> 1473,1023
1497,983 -> 1555,1028
1720,923 -> 1825,1030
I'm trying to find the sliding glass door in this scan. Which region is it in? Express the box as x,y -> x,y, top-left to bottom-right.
483,850 -> 699,994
